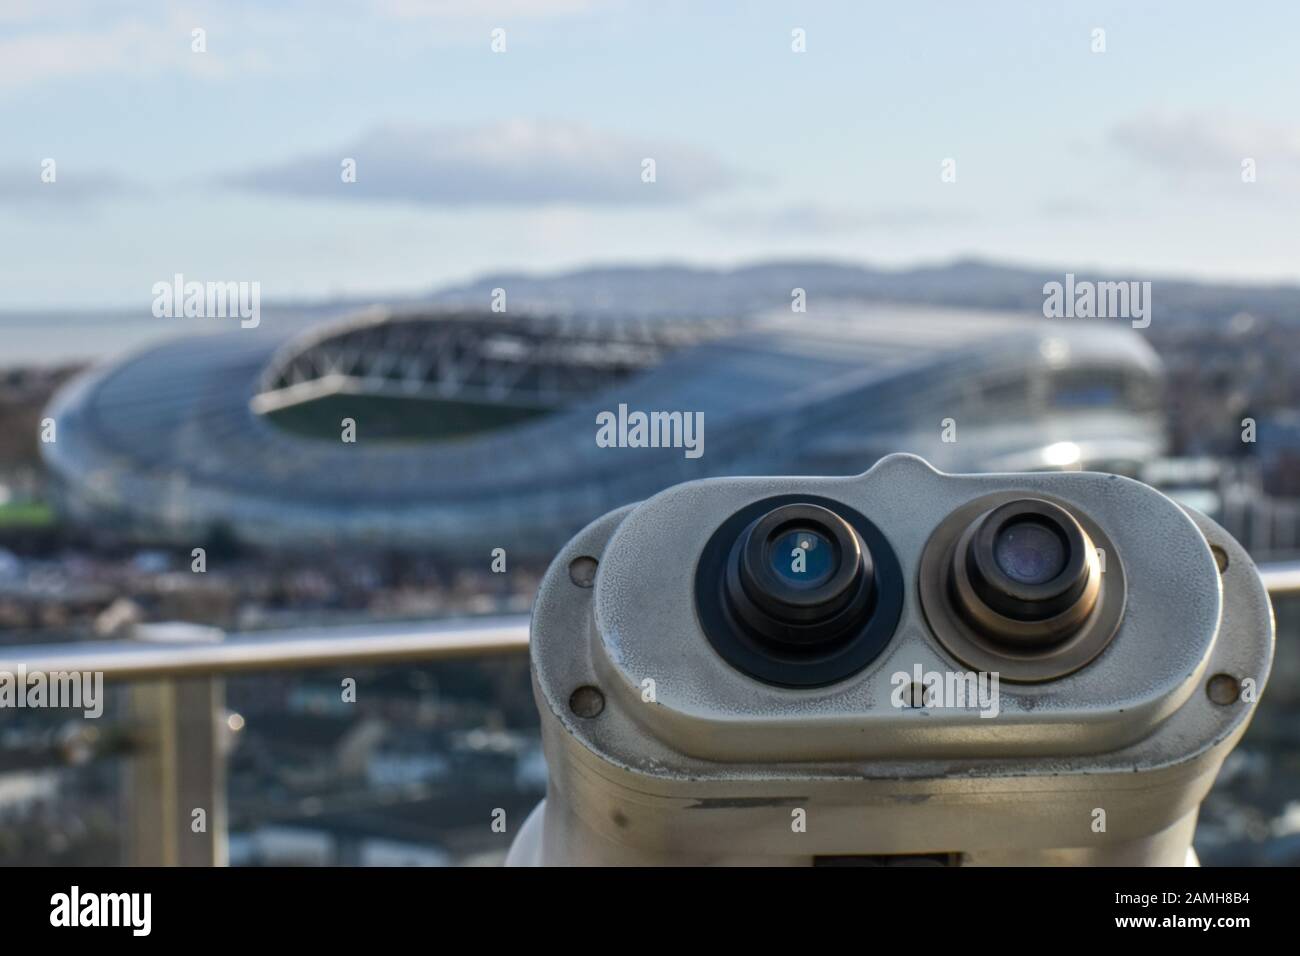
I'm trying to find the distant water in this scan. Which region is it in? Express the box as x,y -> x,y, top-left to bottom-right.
0,306 -> 359,368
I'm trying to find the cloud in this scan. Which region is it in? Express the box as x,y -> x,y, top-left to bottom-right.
0,1 -> 596,91
1110,112 -> 1300,175
374,0 -> 601,17
0,165 -> 140,208
222,120 -> 738,206
706,203 -> 978,236
0,7 -> 275,92
0,20 -> 159,90
0,0 -> 598,93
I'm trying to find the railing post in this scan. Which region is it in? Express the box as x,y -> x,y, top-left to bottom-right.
124,676 -> 227,866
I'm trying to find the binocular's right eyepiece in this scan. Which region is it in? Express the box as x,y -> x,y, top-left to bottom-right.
955,499 -> 1100,646
919,494 -> 1122,682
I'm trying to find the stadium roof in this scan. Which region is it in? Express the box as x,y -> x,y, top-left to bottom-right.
42,303 -> 1164,555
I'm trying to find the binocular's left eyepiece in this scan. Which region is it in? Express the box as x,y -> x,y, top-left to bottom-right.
727,503 -> 875,645
696,497 -> 903,687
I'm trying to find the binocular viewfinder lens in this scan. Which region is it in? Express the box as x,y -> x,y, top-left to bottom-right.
695,497 -> 904,687
993,517 -> 1069,586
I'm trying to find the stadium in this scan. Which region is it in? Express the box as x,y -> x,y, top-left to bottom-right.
40,304 -> 1165,558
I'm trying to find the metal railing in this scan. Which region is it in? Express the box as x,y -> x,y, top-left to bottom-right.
0,615 -> 531,682
0,616 -> 529,866
1,562 -> 1297,866
1261,561 -> 1300,596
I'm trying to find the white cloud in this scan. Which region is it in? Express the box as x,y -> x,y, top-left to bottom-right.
0,7 -> 276,92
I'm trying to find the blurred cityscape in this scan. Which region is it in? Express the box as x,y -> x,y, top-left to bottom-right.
2,259 -> 1299,865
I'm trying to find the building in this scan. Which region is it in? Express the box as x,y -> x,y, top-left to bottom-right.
41,303 -> 1164,558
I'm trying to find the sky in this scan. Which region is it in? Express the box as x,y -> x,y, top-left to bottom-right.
2,0 -> 1299,309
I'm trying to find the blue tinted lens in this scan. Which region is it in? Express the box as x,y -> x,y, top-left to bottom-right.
769,528 -> 836,587
994,519 -> 1067,585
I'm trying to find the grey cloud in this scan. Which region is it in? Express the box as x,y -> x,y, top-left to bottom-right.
0,166 -> 140,207
223,120 -> 737,206
1110,112 -> 1300,174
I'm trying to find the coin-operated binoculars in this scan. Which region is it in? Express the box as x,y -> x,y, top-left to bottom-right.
507,455 -> 1273,866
